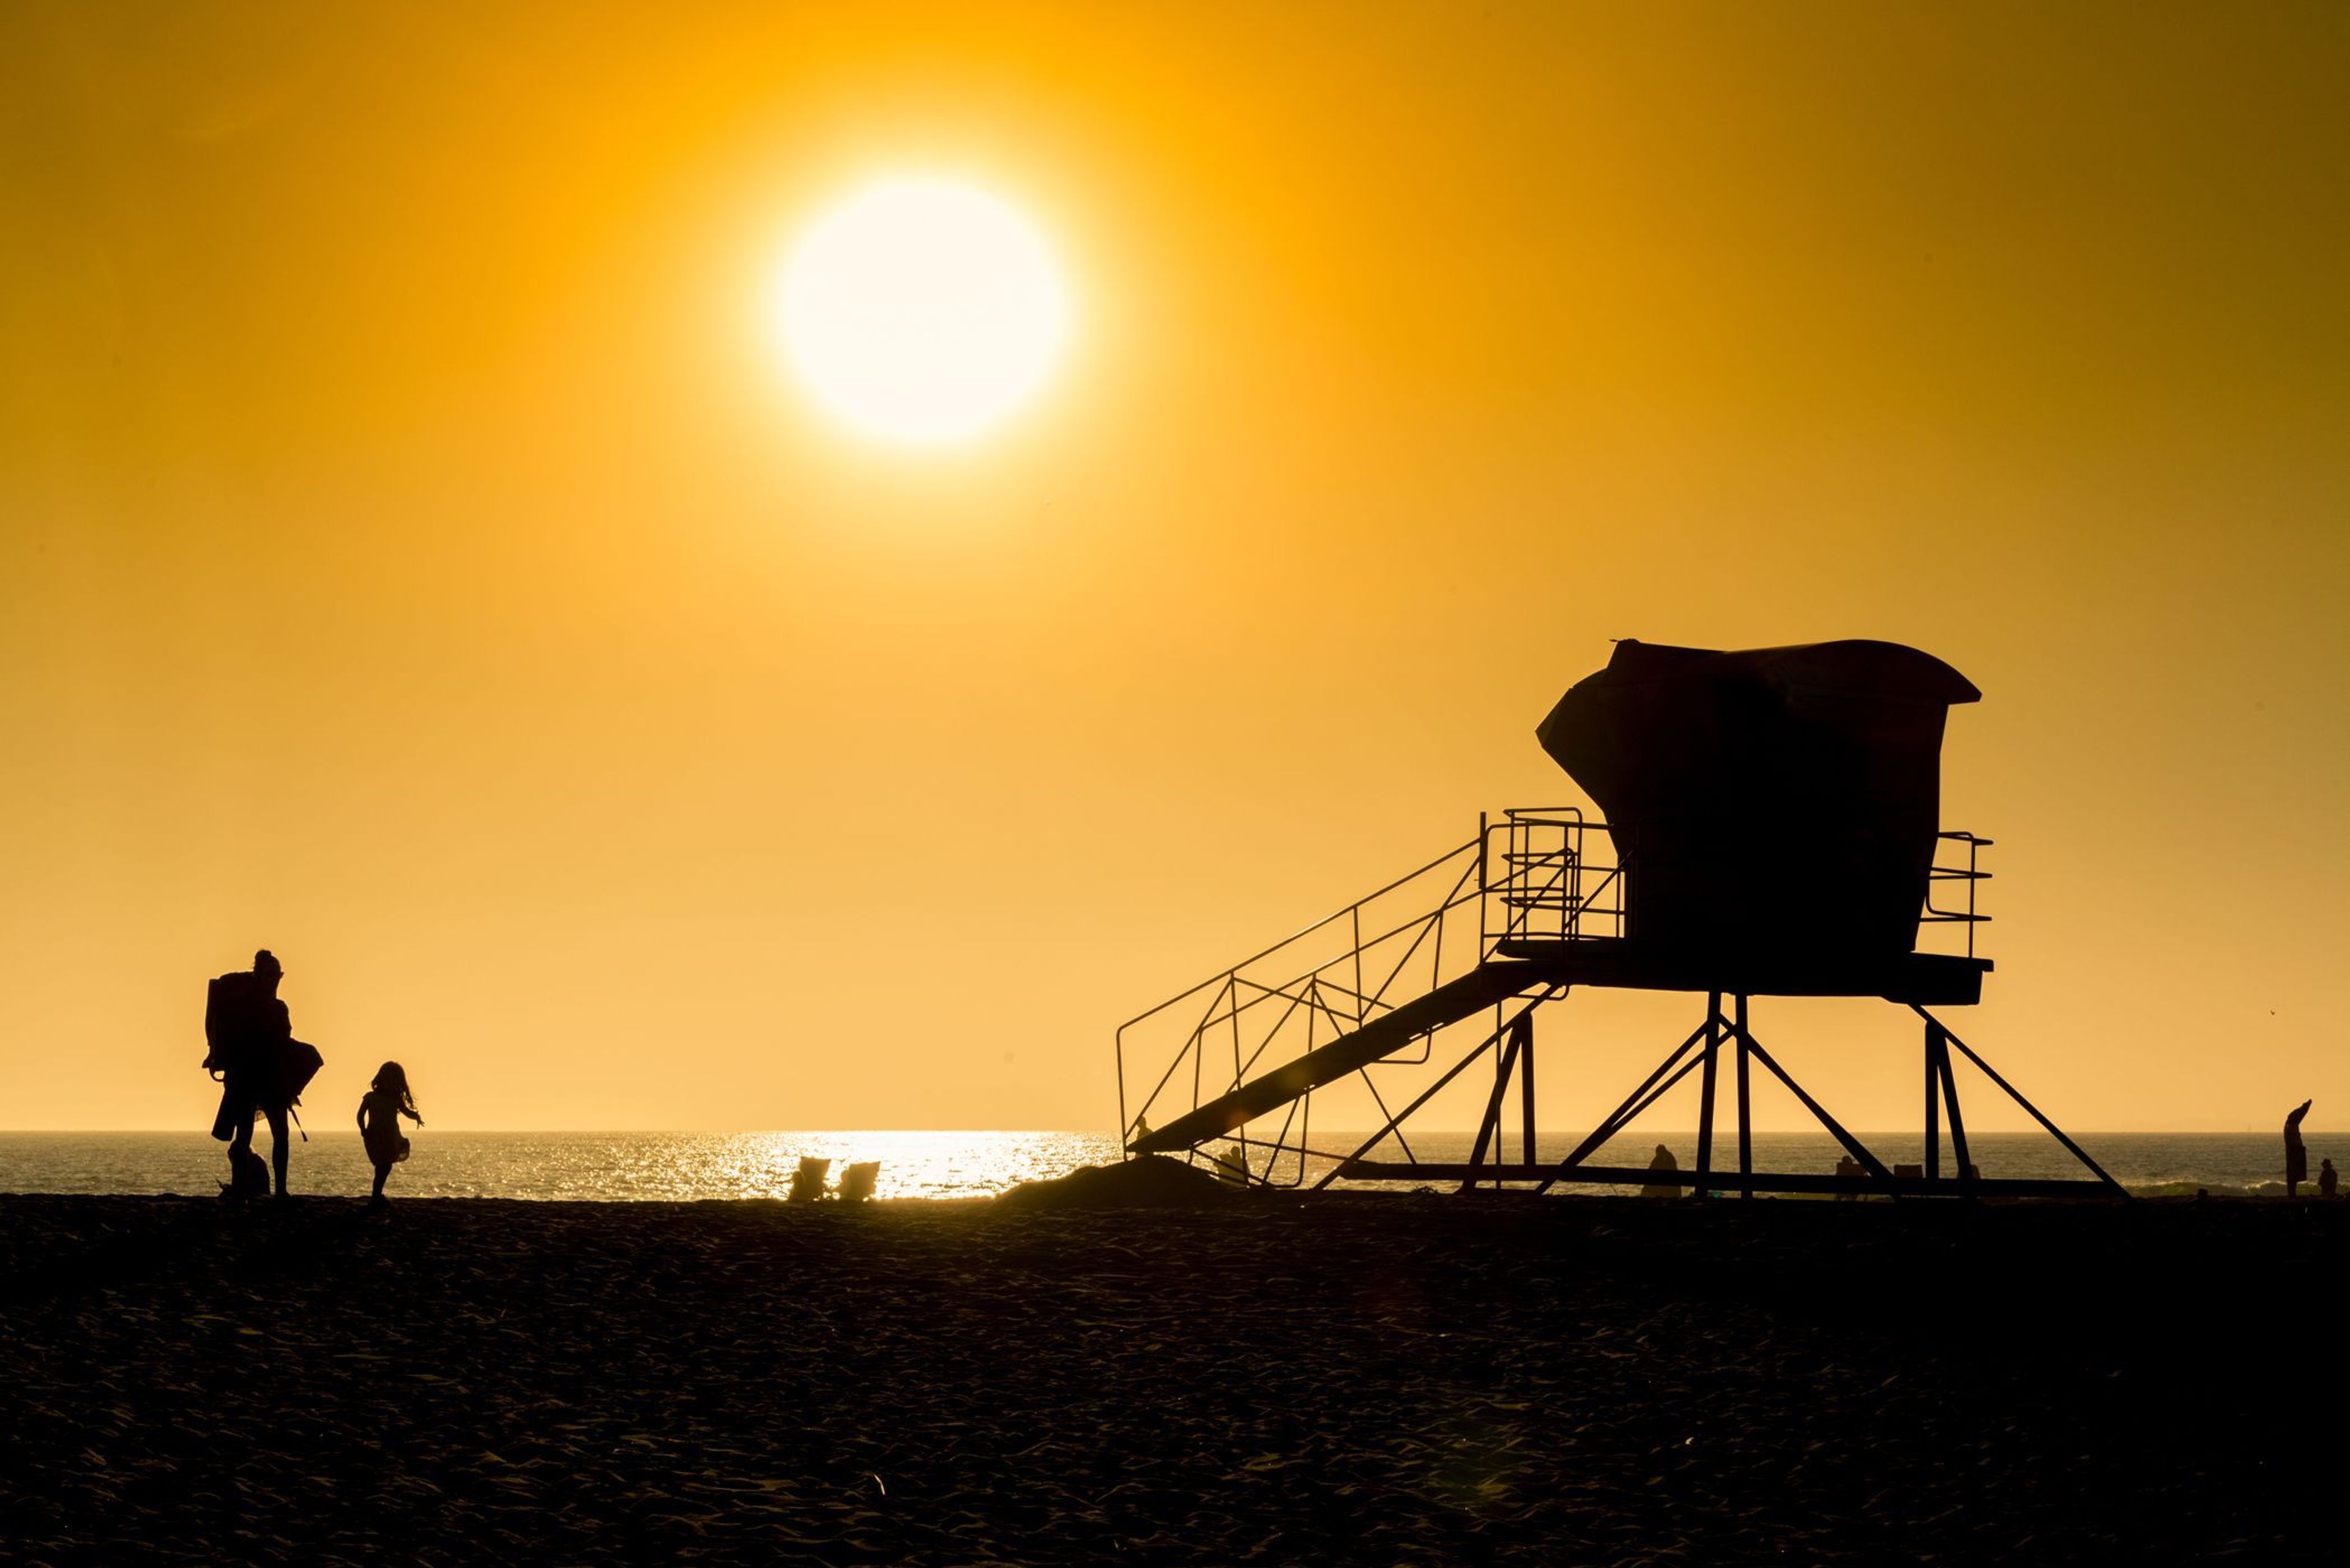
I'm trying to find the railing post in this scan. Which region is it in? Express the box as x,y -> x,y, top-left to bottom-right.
1351,904 -> 1364,1029
1477,812 -> 1490,948
1567,819 -> 1582,938
1966,835 -> 1981,958
1232,973 -> 1245,1092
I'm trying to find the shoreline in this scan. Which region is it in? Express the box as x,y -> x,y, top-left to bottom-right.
1,1124 -> 2328,1206
0,1184 -> 2327,1205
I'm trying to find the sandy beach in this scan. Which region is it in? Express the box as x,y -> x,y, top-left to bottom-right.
2,1189 -> 2341,1564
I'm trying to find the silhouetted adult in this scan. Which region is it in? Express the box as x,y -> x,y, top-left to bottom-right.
206,949 -> 300,1198
2283,1099 -> 2311,1199
1641,1143 -> 1679,1200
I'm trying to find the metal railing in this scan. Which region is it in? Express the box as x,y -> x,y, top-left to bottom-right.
1923,831 -> 1993,957
1114,811 -> 1625,1185
1480,807 -> 1625,947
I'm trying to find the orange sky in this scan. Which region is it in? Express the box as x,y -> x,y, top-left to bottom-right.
5,2 -> 2346,1134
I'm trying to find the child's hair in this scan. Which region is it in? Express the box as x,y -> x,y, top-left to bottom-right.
371,1060 -> 419,1118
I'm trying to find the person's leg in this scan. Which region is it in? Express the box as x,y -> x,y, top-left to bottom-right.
371,1160 -> 389,1202
264,1104 -> 290,1196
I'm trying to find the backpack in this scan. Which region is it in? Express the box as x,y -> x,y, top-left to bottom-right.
202,972 -> 258,1076
276,1039 -> 325,1107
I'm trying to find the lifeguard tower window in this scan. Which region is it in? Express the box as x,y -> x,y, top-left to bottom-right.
1536,639 -> 1979,973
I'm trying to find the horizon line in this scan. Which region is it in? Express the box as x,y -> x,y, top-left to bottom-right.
0,1125 -> 2305,1137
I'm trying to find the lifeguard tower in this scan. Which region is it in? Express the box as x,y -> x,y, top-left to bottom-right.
1117,639 -> 2122,1198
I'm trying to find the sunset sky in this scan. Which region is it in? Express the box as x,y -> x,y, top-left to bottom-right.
5,2 -> 2346,1135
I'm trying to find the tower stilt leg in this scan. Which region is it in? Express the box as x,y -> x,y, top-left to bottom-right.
1736,995 -> 1753,1200
1925,1019 -> 1943,1183
1936,1028 -> 1973,1193
1519,1012 -> 1537,1181
1460,1014 -> 1529,1193
1695,992 -> 1720,1200
1917,1007 -> 2126,1194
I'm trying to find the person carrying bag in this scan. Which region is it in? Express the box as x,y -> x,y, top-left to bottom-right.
203,949 -> 322,1198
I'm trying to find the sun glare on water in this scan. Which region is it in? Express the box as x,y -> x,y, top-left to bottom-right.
775,177 -> 1070,447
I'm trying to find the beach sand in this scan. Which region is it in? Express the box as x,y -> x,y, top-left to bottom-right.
2,1189 -> 2340,1563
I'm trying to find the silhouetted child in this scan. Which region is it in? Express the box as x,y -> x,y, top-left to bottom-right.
357,1061 -> 423,1205
2323,1158 -> 2338,1199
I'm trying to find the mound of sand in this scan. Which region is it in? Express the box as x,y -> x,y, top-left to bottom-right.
993,1153 -> 1237,1209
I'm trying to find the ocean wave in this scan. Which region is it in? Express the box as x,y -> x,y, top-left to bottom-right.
2124,1178 -> 2293,1200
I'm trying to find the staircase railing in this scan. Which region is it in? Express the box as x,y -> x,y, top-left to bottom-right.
1114,810 -> 1624,1185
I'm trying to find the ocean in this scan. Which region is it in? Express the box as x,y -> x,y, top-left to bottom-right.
0,1129 -> 2322,1201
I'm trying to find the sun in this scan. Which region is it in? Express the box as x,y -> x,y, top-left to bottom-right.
774,177 -> 1070,447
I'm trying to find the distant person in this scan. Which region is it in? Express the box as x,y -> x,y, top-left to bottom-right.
2322,1158 -> 2338,1200
357,1061 -> 424,1206
2285,1099 -> 2312,1198
203,950 -> 322,1199
1641,1143 -> 1679,1200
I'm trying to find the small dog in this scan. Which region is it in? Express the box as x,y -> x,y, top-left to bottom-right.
222,1148 -> 270,1200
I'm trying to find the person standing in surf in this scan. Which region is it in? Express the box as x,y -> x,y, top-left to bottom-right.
2285,1099 -> 2312,1198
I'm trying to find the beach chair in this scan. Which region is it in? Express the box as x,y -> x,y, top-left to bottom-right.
1893,1160 -> 1981,1186
838,1161 -> 880,1203
788,1157 -> 830,1203
1833,1156 -> 1862,1200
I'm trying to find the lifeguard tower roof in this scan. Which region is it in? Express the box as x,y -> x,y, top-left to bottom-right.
1536,639 -> 1979,965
